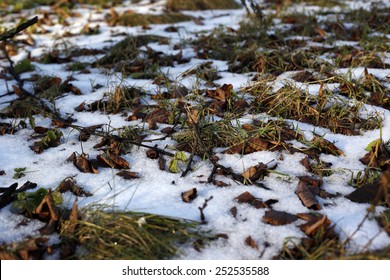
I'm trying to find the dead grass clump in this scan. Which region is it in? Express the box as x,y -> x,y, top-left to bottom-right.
60,209 -> 202,260
166,0 -> 240,11
95,35 -> 167,67
0,98 -> 41,118
173,119 -> 248,156
251,83 -> 381,135
193,27 -> 240,61
97,85 -> 145,114
108,11 -> 193,27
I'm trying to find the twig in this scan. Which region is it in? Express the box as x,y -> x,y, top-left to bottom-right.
198,196 -> 213,224
0,16 -> 38,42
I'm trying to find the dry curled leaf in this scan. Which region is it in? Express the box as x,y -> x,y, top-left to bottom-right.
242,162 -> 269,182
205,84 -> 233,101
298,214 -> 331,237
300,156 -> 312,172
146,149 -> 159,159
32,190 -> 59,222
182,188 -> 197,203
71,152 -> 99,174
296,177 -> 322,210
97,152 -> 130,169
57,177 -> 92,197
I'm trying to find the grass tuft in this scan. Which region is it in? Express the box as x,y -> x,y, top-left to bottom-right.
60,209 -> 206,260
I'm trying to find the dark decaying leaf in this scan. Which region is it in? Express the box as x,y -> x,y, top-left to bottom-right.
93,137 -> 111,149
235,191 -> 268,209
71,152 -> 99,174
360,141 -> 390,170
146,149 -> 159,159
295,176 -> 322,210
182,188 -> 197,203
97,152 -> 130,169
116,170 -> 140,180
245,236 -> 259,250
230,206 -> 237,218
0,122 -> 16,135
346,169 -> 390,204
33,126 -> 49,134
158,155 -> 166,170
262,210 -> 298,226
0,170 -> 5,176
56,177 -> 92,197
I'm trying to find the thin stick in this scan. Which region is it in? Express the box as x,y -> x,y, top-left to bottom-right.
0,16 -> 38,42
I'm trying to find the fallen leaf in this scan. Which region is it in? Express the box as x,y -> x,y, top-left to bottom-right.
56,177 -> 92,197
97,152 -> 130,169
230,206 -> 237,218
74,101 -> 86,112
32,190 -> 59,222
262,210 -> 298,225
33,126 -> 49,134
311,135 -> 345,156
298,214 -> 331,237
296,177 -> 322,210
205,84 -> 233,101
245,236 -> 259,250
116,170 -> 140,180
235,191 -> 267,209
146,149 -> 159,159
213,180 -> 230,187
242,162 -> 268,182
300,156 -> 312,172
72,152 -> 99,174
182,188 -> 197,203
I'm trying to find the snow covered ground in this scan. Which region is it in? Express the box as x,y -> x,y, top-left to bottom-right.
0,0 -> 389,259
